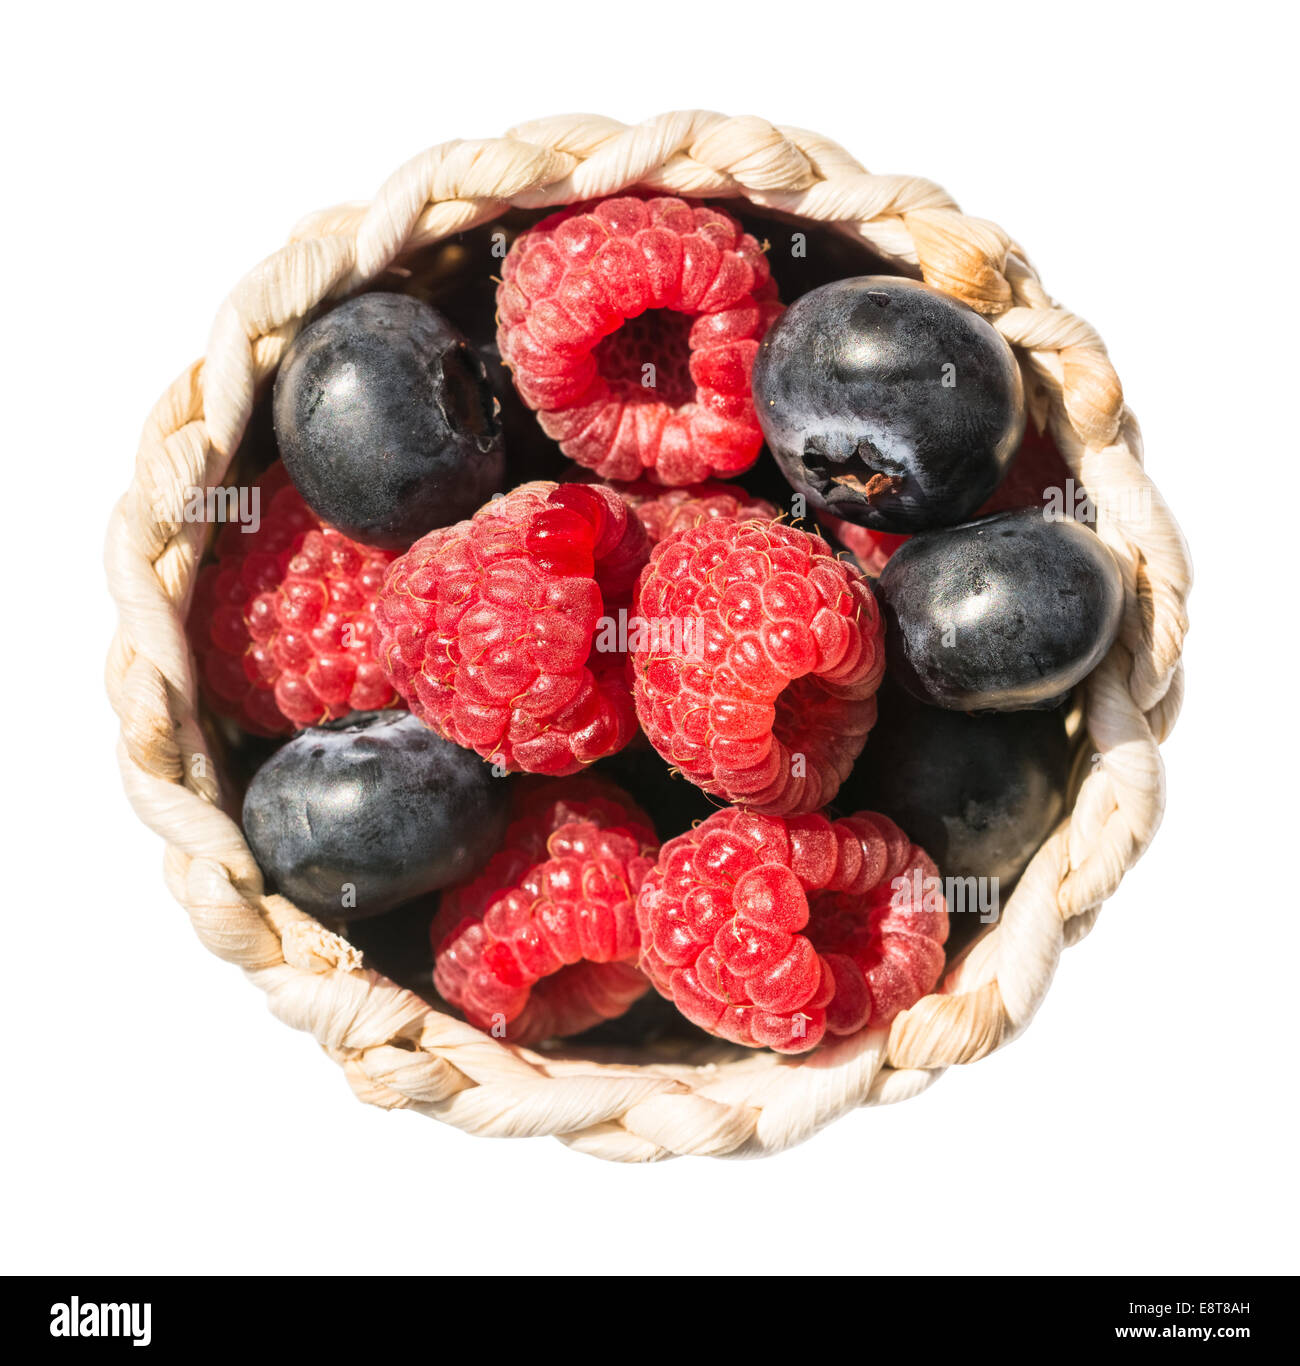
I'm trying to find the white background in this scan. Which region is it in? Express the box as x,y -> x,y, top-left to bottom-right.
3,1 -> 1295,1277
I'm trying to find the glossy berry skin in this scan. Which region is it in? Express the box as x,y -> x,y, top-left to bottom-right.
636,807 -> 947,1053
432,778 -> 657,1043
273,292 -> 505,550
753,277 -> 1025,532
376,481 -> 649,774
977,422 -> 1074,517
877,508 -> 1124,711
421,228 -> 571,487
242,710 -> 510,919
837,680 -> 1070,945
818,424 -> 1074,576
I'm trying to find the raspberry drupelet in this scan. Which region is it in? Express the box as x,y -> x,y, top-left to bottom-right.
635,807 -> 948,1053
432,778 -> 658,1043
605,478 -> 780,546
631,517 -> 885,815
375,481 -> 650,775
819,517 -> 910,577
189,463 -> 401,736
496,195 -> 784,486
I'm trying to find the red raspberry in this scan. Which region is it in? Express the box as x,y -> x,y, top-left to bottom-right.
819,517 -> 909,577
631,517 -> 885,814
978,422 -> 1074,515
376,481 -> 649,774
566,466 -> 780,543
496,196 -> 783,486
189,463 -> 401,736
432,777 -> 658,1043
636,807 -> 948,1053
609,478 -> 781,546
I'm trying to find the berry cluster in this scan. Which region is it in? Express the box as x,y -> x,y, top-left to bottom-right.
206,189 -> 1121,1063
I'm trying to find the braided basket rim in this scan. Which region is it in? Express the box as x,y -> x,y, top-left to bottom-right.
104,111 -> 1192,1162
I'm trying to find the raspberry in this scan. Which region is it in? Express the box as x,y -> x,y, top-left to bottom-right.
820,517 -> 909,576
608,478 -> 780,546
566,467 -> 780,544
631,517 -> 885,814
496,196 -> 783,486
636,807 -> 948,1053
376,481 -> 649,774
189,463 -> 401,736
978,422 -> 1074,515
432,777 -> 658,1043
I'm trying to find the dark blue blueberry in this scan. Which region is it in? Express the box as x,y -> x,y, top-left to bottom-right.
877,508 -> 1124,711
432,266 -> 569,486
242,710 -> 510,919
753,277 -> 1025,532
836,679 -> 1071,950
273,292 -> 505,549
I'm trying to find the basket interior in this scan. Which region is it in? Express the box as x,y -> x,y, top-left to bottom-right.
201,199 -> 1093,1073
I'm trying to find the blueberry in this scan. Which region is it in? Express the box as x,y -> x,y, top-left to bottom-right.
753,277 -> 1025,532
242,710 -> 510,919
432,267 -> 569,486
836,680 -> 1071,949
876,508 -> 1124,711
272,292 -> 505,549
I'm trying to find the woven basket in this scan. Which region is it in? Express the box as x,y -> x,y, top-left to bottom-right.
105,111 -> 1191,1161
